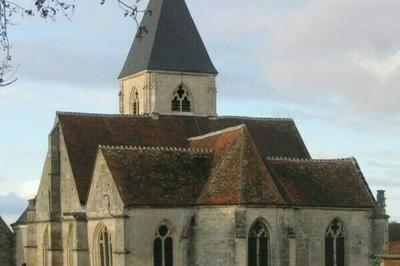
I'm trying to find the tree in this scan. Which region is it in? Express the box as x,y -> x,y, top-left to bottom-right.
0,0 -> 143,86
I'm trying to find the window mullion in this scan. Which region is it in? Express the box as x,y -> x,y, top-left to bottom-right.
162,237 -> 165,266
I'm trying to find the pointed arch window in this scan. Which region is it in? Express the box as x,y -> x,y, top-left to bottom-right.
154,225 -> 173,266
248,220 -> 270,266
95,225 -> 113,266
172,85 -> 191,112
325,219 -> 345,266
66,224 -> 73,266
43,227 -> 49,266
131,89 -> 140,115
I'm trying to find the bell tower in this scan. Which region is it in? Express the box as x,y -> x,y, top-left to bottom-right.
118,0 -> 218,116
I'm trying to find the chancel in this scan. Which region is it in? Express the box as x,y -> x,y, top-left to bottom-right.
12,0 -> 389,265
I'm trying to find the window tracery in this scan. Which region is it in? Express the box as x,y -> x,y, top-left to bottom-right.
172,85 -> 191,112
248,220 -> 269,266
95,225 -> 113,266
325,218 -> 345,266
154,224 -> 173,266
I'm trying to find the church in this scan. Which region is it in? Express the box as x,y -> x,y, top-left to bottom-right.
12,0 -> 389,265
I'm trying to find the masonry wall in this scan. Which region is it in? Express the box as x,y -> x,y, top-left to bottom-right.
120,70 -> 217,116
117,207 -> 375,266
13,225 -> 26,266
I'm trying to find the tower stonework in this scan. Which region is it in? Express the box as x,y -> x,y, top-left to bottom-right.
119,0 -> 218,116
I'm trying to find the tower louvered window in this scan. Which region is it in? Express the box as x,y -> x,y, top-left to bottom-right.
154,225 -> 173,266
172,85 -> 191,112
132,90 -> 139,115
325,219 -> 345,266
248,220 -> 269,266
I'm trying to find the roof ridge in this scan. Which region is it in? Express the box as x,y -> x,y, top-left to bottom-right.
214,115 -> 293,122
187,124 -> 246,141
56,111 -> 152,118
266,156 -> 356,162
99,145 -> 213,154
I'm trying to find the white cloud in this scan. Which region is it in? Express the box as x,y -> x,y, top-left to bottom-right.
0,177 -> 39,199
355,50 -> 400,81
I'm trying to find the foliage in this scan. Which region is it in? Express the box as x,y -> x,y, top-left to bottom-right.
389,222 -> 400,241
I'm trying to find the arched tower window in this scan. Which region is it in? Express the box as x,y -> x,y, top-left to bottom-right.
66,224 -> 73,266
131,89 -> 140,115
248,220 -> 270,266
94,225 -> 113,266
325,218 -> 346,266
43,226 -> 49,266
172,85 -> 191,112
154,224 -> 173,266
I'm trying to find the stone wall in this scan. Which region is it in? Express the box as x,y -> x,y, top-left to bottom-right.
120,70 -> 217,116
84,204 -> 379,266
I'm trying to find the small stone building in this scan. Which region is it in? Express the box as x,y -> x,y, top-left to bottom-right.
0,216 -> 14,266
13,0 -> 389,265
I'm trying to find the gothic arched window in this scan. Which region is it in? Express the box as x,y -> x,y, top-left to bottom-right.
131,89 -> 139,115
95,225 -> 113,266
66,224 -> 73,266
325,218 -> 346,266
172,85 -> 191,112
248,220 -> 270,266
43,227 -> 49,266
154,225 -> 173,266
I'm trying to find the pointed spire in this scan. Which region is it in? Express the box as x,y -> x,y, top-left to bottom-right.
119,0 -> 218,78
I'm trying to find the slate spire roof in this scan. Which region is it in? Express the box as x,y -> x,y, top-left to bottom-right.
119,0 -> 218,78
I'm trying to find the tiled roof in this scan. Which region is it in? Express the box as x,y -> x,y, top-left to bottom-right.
188,125 -> 285,205
57,113 -> 310,203
381,243 -> 400,266
94,123 -> 375,208
266,158 -> 375,208
0,216 -> 12,234
13,208 -> 28,226
101,146 -> 212,206
119,0 -> 217,78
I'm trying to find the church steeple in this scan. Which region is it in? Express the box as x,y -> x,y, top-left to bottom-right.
119,0 -> 218,117
119,0 -> 217,78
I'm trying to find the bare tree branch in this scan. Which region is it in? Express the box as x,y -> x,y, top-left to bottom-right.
0,0 -> 143,86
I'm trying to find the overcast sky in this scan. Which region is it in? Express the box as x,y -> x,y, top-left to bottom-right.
0,0 -> 399,226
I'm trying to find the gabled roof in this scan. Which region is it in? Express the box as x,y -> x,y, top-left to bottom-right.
266,157 -> 376,208
119,0 -> 217,78
57,113 -> 310,203
13,208 -> 28,226
100,146 -> 212,206
188,125 -> 285,205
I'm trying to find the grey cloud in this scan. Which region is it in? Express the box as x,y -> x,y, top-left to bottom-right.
262,0 -> 400,117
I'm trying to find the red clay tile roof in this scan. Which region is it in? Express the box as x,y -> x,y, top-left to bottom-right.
188,125 -> 285,205
266,158 -> 375,208
388,242 -> 400,255
57,113 -> 310,203
381,242 -> 400,266
101,146 -> 212,206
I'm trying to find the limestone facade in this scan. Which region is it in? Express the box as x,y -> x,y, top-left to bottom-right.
119,70 -> 217,116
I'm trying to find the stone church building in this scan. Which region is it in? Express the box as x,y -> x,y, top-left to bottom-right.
12,0 -> 389,265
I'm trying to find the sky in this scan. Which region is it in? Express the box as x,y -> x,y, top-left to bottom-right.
0,0 -> 399,226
